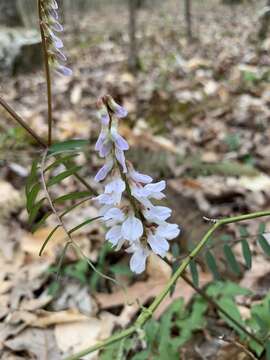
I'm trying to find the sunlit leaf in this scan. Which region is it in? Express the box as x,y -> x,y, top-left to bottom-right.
48,140 -> 89,155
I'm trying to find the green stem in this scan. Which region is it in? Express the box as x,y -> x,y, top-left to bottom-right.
64,209 -> 270,360
38,0 -> 53,146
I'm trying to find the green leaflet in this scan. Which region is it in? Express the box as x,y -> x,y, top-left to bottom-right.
189,259 -> 199,287
44,153 -> 79,173
47,165 -> 82,187
258,234 -> 270,257
39,225 -> 60,256
54,191 -> 92,204
241,239 -> 252,269
68,217 -> 101,235
223,244 -> 241,275
205,250 -> 221,280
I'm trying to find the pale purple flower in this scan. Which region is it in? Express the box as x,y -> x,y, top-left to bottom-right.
94,159 -> 114,182
111,128 -> 129,151
48,7 -> 59,20
49,0 -> 58,9
106,96 -> 128,118
99,140 -> 112,158
55,64 -> 72,76
41,0 -> 72,76
48,28 -> 64,49
121,214 -> 143,242
115,148 -> 127,173
129,169 -> 153,184
51,20 -> 64,32
54,48 -> 67,62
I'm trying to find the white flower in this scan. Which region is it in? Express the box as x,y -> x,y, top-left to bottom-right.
156,223 -> 180,240
96,176 -> 125,206
105,225 -> 125,248
95,158 -> 114,182
103,207 -> 125,226
147,232 -> 169,257
121,213 -> 143,242
143,206 -> 172,223
127,242 -> 149,274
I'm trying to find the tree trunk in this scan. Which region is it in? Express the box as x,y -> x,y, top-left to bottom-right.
184,0 -> 192,41
128,0 -> 139,73
258,0 -> 270,40
0,0 -> 23,27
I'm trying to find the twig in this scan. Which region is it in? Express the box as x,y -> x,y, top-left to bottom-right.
0,96 -> 47,148
38,0 -> 53,146
219,336 -> 259,360
64,209 -> 270,360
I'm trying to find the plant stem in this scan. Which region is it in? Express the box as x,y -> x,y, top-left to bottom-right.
64,209 -> 270,360
181,274 -> 263,346
0,96 -> 47,148
38,0 -> 53,146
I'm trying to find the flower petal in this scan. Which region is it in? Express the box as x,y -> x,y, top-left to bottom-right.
95,130 -> 107,152
105,178 -> 126,194
111,129 -> 129,150
130,170 -> 152,184
157,223 -> 180,240
94,159 -> 114,182
121,215 -> 143,242
129,246 -> 148,274
103,207 -> 125,222
115,148 -> 127,173
147,233 -> 169,257
144,180 -> 166,193
55,65 -> 72,76
143,206 -> 171,223
105,225 -> 123,246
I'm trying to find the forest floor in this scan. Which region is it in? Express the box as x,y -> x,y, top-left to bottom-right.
0,0 -> 270,359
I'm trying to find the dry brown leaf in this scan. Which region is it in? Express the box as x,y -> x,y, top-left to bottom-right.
31,309 -> 90,328
21,227 -> 66,258
4,328 -> 61,360
54,312 -> 116,359
0,181 -> 22,220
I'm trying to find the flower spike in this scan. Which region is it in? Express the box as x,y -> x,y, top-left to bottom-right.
94,96 -> 180,273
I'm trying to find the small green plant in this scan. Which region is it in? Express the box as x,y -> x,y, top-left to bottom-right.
101,282 -> 270,359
